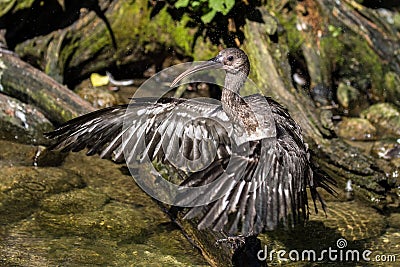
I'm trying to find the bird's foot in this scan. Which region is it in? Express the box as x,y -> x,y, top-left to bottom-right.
215,235 -> 246,249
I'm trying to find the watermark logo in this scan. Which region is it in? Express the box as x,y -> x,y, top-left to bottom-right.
121,62 -> 277,206
257,237 -> 397,263
336,237 -> 347,249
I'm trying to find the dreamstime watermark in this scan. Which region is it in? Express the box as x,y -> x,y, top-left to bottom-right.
121,61 -> 277,206
257,238 -> 397,263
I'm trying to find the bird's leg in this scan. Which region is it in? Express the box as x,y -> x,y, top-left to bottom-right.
215,232 -> 246,250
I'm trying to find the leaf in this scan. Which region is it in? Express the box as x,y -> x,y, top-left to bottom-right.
191,1 -> 200,7
209,0 -> 234,15
175,0 -> 189,8
90,73 -> 109,87
201,9 -> 217,24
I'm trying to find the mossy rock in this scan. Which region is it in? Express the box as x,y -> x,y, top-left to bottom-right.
384,71 -> 400,107
35,201 -> 164,240
336,118 -> 376,141
75,85 -> 123,108
336,82 -> 368,115
360,103 -> 400,137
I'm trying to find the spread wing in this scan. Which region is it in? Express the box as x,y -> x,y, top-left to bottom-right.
46,97 -> 231,168
46,96 -> 333,235
176,97 -> 334,234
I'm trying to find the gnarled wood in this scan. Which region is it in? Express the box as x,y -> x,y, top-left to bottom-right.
0,48 -> 94,124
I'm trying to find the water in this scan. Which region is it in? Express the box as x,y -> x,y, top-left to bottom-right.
0,139 -> 398,266
0,140 -> 208,266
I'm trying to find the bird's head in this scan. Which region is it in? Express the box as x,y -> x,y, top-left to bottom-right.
170,48 -> 250,88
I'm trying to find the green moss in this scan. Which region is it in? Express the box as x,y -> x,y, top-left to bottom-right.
74,1 -> 215,65
383,71 -> 400,106
0,0 -> 37,17
320,35 -> 345,66
275,13 -> 304,52
0,0 -> 16,17
350,37 -> 383,84
320,33 -> 384,95
110,1 -> 212,58
15,0 -> 218,83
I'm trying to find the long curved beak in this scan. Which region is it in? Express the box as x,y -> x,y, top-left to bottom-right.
170,58 -> 224,88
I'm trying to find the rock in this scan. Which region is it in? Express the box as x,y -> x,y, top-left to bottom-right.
372,140 -> 400,159
35,202 -> 160,240
360,103 -> 400,137
0,94 -> 53,145
0,139 -> 39,166
388,213 -> 400,229
0,141 -> 208,266
40,188 -> 110,214
263,13 -> 278,35
0,166 -> 85,224
258,201 -> 388,266
336,82 -> 368,115
75,82 -> 123,108
33,146 -> 68,167
311,83 -> 333,107
336,118 -> 377,140
384,71 -> 400,107
0,220 -> 208,267
0,49 -> 95,124
0,139 -> 66,167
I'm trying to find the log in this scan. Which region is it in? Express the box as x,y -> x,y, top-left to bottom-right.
13,0 -> 218,85
242,3 -> 396,208
0,48 -> 94,124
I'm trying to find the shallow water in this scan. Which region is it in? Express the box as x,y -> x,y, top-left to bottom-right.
259,199 -> 399,266
0,140 -> 208,266
0,139 -> 398,266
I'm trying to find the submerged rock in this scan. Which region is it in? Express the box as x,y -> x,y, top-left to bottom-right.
40,188 -> 110,214
0,141 -> 208,266
0,166 -> 85,224
336,117 -> 376,140
35,202 -> 159,240
360,103 -> 400,137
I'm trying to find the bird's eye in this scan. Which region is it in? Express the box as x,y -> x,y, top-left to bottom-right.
227,55 -> 234,61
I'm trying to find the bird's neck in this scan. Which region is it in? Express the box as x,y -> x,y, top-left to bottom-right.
223,72 -> 246,95
221,89 -> 238,114
221,72 -> 246,114
221,73 -> 258,133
